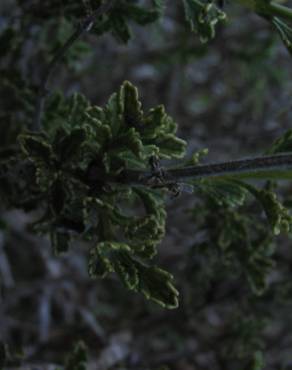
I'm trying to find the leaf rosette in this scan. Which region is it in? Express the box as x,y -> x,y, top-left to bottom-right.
17,81 -> 186,308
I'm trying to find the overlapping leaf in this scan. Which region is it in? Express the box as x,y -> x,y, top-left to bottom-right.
89,242 -> 178,308
17,81 -> 184,308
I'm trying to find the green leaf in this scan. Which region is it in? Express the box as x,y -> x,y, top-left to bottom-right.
267,129 -> 292,154
89,242 -> 138,287
182,0 -> 226,42
142,105 -> 166,139
89,242 -> 178,308
246,243 -> 275,295
19,133 -> 53,164
196,178 -> 247,207
112,127 -> 143,158
104,92 -> 123,137
136,264 -> 179,309
156,133 -> 187,159
92,0 -> 163,43
237,181 -> 292,235
121,81 -> 143,127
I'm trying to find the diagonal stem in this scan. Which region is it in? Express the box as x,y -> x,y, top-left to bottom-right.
235,0 -> 292,21
33,0 -> 116,131
269,1 -> 292,21
120,153 -> 292,186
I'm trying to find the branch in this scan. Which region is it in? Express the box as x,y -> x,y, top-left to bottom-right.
119,153 -> 292,187
236,0 -> 292,21
33,0 -> 116,131
269,1 -> 292,22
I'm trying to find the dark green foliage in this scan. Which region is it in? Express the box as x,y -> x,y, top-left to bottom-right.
3,0 -> 292,367
238,181 -> 292,235
2,81 -> 185,307
183,0 -> 226,42
272,17 -> 292,54
17,0 -> 164,44
89,242 -> 178,308
93,0 -> 164,43
267,128 -> 292,154
189,200 -> 276,296
238,0 -> 292,54
3,74 -> 292,308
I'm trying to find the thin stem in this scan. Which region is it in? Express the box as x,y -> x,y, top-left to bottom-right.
269,1 -> 292,22
120,153 -> 292,186
235,0 -> 292,21
33,0 -> 116,131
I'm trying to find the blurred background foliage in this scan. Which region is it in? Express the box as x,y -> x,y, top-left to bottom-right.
2,0 -> 292,369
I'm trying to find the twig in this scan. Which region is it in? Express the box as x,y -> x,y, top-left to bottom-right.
237,0 -> 292,21
33,0 -> 116,130
269,1 -> 292,21
119,153 -> 292,187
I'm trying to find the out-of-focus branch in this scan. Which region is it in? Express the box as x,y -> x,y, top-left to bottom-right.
33,0 -> 116,130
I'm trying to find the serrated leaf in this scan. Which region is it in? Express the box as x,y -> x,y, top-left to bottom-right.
267,129 -> 292,154
113,250 -> 139,289
156,133 -> 187,159
136,264 -> 179,309
19,134 -> 53,164
183,0 -> 226,42
121,81 -> 143,127
196,178 -> 247,207
112,127 -> 143,158
89,242 -> 178,308
104,92 -> 123,137
89,242 -> 138,287
246,248 -> 275,295
142,105 -> 166,139
239,182 -> 292,235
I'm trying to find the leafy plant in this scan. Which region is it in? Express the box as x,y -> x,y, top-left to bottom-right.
2,0 -> 292,368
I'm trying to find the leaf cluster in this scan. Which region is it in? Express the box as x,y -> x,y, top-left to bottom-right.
1,81 -> 186,308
